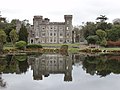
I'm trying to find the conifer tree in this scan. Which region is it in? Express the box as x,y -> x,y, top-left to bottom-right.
18,24 -> 28,43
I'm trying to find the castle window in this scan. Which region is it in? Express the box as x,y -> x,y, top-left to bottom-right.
60,39 -> 63,42
31,39 -> 33,44
42,33 -> 45,36
67,33 -> 69,36
50,33 -> 52,36
67,27 -> 69,30
54,33 -> 56,36
59,27 -> 63,30
67,21 -> 69,24
54,39 -> 56,42
50,39 -> 52,42
50,61 -> 52,63
67,40 -> 70,42
60,33 -> 63,36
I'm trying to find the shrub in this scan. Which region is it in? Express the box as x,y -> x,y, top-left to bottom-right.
15,41 -> 27,50
26,44 -> 42,49
107,41 -> 120,47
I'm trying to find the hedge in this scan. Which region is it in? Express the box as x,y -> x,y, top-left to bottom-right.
26,44 -> 42,48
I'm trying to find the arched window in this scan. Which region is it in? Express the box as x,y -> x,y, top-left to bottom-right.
31,39 -> 33,44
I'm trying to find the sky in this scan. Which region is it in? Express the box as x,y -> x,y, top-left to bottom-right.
1,0 -> 120,26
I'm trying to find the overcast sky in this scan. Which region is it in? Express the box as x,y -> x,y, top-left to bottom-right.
1,0 -> 120,25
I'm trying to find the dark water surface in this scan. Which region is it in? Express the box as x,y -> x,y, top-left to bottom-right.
0,53 -> 120,90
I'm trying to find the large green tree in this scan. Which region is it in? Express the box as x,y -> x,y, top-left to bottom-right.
82,22 -> 96,39
96,29 -> 107,40
0,29 -> 7,54
87,35 -> 99,44
106,25 -> 120,41
96,29 -> 107,46
9,29 -> 19,47
96,22 -> 112,30
18,24 -> 28,43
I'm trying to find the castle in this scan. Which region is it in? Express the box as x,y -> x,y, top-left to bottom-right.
28,15 -> 73,44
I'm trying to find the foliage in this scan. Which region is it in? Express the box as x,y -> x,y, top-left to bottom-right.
82,22 -> 96,39
60,45 -> 68,50
4,23 -> 16,42
26,44 -> 43,48
86,35 -> 99,44
0,29 -> 6,42
9,29 -> 19,47
96,29 -> 107,39
100,38 -> 107,46
106,25 -> 120,41
15,41 -> 27,50
82,55 -> 120,77
96,29 -> 107,46
14,55 -> 27,61
96,15 -> 108,22
18,24 -> 28,43
96,22 -> 112,30
113,18 -> 120,25
0,29 -> 7,53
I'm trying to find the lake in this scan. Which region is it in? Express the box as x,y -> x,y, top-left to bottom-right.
0,53 -> 120,90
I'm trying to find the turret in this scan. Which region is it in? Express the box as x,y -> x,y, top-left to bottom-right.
64,15 -> 72,25
64,15 -> 73,43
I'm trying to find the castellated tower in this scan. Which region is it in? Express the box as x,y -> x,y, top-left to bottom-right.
33,16 -> 43,44
64,15 -> 73,43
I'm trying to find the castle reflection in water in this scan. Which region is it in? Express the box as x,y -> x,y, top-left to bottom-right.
0,53 -> 84,83
1,52 -> 120,86
28,54 -> 74,81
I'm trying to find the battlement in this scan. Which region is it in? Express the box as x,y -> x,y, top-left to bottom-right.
34,16 -> 43,19
64,15 -> 73,19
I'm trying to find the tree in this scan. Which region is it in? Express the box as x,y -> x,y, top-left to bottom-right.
0,29 -> 7,54
113,18 -> 120,25
82,22 -> 96,39
96,29 -> 107,40
100,38 -> 107,46
9,29 -> 19,47
106,25 -> 120,41
96,15 -> 112,30
18,24 -> 28,43
87,35 -> 99,44
96,15 -> 108,22
96,22 -> 112,30
96,29 -> 107,46
4,23 -> 15,42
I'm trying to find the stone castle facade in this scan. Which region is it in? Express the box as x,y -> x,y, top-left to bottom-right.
28,15 -> 73,44
28,54 -> 72,81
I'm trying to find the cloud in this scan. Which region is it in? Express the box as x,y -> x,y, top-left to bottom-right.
1,0 -> 120,25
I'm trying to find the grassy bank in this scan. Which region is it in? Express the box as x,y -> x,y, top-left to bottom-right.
41,43 -> 80,47
4,43 -> 120,54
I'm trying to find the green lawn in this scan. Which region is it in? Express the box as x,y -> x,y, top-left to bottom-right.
100,47 -> 120,50
3,43 -> 15,50
4,42 -> 120,53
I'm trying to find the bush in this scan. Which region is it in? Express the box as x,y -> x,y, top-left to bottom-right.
15,41 -> 27,50
26,44 -> 42,49
60,45 -> 68,51
107,41 -> 120,47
